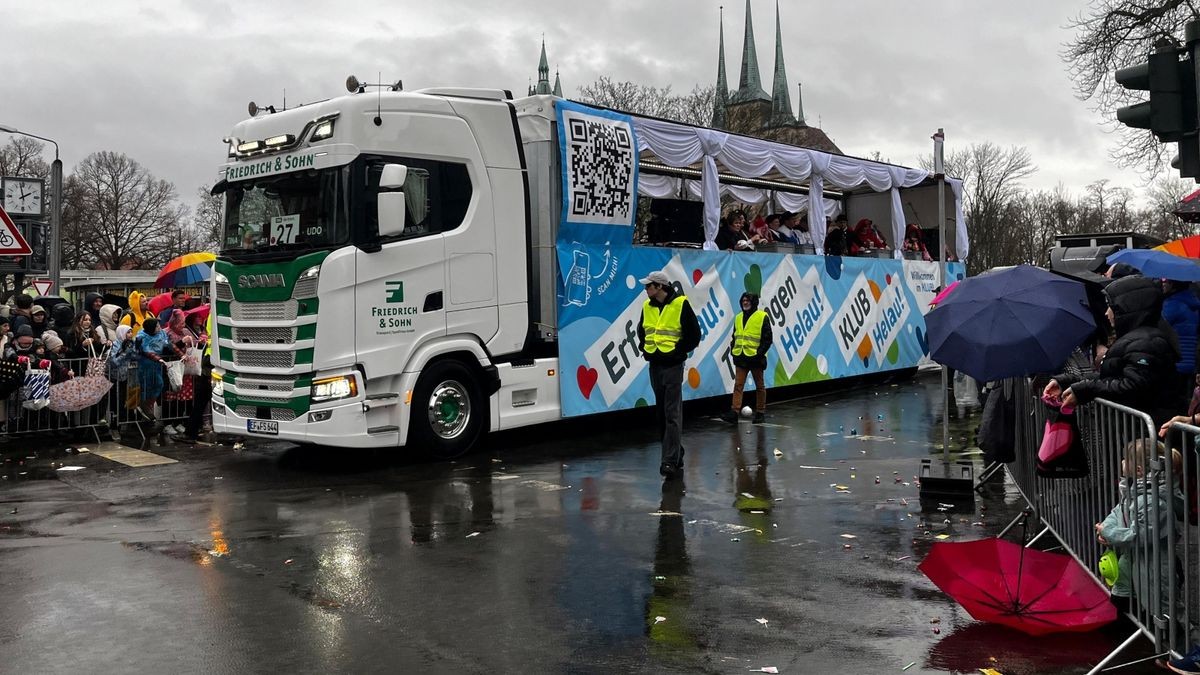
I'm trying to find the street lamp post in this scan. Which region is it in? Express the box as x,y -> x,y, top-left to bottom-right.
0,125 -> 60,293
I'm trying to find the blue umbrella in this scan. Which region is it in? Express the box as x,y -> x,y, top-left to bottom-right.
1106,248 -> 1200,281
925,265 -> 1096,382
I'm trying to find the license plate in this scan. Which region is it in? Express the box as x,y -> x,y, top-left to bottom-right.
247,419 -> 279,435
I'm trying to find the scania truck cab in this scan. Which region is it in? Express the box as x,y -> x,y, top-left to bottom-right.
211,85 -> 560,457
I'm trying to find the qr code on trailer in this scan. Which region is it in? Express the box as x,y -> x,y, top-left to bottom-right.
563,110 -> 635,226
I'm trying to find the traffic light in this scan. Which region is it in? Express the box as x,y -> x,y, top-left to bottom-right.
1115,44 -> 1194,143
1174,137 -> 1200,179
1115,24 -> 1200,181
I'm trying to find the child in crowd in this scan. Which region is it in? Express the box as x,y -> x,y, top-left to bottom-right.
1096,439 -> 1181,624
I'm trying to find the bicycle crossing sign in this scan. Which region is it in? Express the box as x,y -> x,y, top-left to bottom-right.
0,205 -> 32,256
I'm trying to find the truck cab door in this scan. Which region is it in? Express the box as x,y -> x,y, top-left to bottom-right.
355,161 -> 448,385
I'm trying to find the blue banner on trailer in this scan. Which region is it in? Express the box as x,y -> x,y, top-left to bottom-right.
555,246 -> 964,417
552,100 -> 965,417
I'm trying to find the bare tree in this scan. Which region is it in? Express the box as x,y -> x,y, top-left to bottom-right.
192,185 -> 224,251
922,143 -> 1036,272
62,151 -> 186,270
1144,173 -> 1198,240
576,77 -> 716,127
1063,1 -> 1199,173
0,137 -> 50,180
670,85 -> 717,127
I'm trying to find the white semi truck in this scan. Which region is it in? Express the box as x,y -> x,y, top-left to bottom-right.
211,80 -> 964,457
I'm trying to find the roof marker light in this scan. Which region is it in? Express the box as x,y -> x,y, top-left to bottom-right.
311,120 -> 335,141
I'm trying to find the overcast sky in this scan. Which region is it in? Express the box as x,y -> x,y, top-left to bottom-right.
2,0 -> 1150,209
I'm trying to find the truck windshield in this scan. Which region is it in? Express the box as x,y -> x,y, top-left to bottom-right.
220,165 -> 350,254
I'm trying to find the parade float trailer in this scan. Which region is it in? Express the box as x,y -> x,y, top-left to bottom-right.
209,83 -> 967,456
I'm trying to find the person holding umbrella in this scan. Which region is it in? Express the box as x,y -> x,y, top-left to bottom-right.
1044,276 -> 1180,428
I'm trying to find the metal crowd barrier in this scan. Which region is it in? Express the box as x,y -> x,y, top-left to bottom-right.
1,356 -> 191,444
1002,376 -> 1191,673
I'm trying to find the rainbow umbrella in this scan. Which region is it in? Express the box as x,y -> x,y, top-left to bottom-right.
1154,234 -> 1200,259
157,252 -> 216,289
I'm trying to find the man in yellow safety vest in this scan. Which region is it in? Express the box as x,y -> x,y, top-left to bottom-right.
721,292 -> 773,424
637,269 -> 701,479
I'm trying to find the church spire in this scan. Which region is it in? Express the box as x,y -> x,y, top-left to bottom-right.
535,37 -> 552,95
712,5 -> 730,128
769,1 -> 795,126
733,0 -> 769,102
553,69 -> 563,97
796,83 -> 806,125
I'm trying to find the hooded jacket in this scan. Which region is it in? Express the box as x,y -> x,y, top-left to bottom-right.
120,290 -> 151,336
50,303 -> 74,334
84,292 -> 104,325
97,304 -> 122,344
1162,285 -> 1200,374
1100,475 -> 1183,603
729,292 -> 773,369
1055,276 -> 1180,427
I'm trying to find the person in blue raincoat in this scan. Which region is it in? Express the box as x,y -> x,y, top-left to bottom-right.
134,317 -> 180,424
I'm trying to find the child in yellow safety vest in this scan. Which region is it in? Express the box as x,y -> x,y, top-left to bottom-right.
721,292 -> 773,424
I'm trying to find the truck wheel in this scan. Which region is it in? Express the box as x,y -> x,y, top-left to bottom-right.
410,360 -> 485,460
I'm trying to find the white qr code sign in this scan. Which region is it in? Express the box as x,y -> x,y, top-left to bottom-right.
559,105 -> 637,227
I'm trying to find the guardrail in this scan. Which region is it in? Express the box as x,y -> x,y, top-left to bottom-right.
1003,378 -> 1188,673
3,356 -> 190,444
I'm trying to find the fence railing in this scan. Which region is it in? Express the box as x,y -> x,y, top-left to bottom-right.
1004,378 -> 1193,673
3,355 -> 191,444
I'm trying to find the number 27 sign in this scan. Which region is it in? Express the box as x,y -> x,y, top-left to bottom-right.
270,214 -> 299,245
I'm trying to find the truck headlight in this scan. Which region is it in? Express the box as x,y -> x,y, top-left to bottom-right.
212,371 -> 224,397
213,271 -> 228,284
311,375 -> 357,403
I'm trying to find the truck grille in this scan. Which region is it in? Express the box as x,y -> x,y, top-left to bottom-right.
233,326 -> 296,344
231,300 -> 298,321
215,279 -> 233,302
235,406 -> 298,422
292,276 -> 318,299
234,375 -> 296,393
233,350 -> 296,368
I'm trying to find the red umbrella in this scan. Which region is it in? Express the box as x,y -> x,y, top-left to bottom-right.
147,292 -> 174,318
919,538 -> 1117,636
184,303 -> 210,325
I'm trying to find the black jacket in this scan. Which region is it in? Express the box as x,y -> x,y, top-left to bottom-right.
637,288 -> 701,366
715,227 -> 751,251
729,309 -> 773,369
1055,276 -> 1180,427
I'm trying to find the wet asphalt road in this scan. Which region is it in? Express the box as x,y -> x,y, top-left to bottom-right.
0,373 -> 1163,674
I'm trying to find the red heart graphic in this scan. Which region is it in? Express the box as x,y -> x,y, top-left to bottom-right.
577,365 -> 598,399
692,269 -> 703,284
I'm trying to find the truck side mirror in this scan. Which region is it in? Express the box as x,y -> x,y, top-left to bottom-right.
377,163 -> 408,239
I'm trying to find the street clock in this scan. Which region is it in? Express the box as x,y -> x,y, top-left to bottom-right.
2,177 -> 45,216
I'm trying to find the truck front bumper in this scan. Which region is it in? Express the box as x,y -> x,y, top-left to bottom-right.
211,397 -> 398,448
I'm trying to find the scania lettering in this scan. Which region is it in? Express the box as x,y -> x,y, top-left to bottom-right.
238,274 -> 286,289
210,78 -> 965,458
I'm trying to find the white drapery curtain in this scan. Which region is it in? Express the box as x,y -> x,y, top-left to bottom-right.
632,116 -> 967,259
948,178 -> 968,262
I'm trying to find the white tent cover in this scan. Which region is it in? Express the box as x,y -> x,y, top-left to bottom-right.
632,116 -> 968,260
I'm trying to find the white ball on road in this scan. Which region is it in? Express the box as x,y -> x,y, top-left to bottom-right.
741,406 -> 754,418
